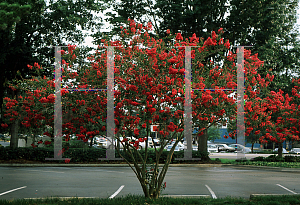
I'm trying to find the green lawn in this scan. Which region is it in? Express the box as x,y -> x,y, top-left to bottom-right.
211,157 -> 300,168
1,195 -> 300,205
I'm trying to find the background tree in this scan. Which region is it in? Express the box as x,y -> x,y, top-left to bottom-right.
108,0 -> 300,96
207,125 -> 221,142
0,0 -> 108,145
225,0 -> 300,95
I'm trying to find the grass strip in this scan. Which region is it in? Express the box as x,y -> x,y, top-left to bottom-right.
1,195 -> 300,205
233,161 -> 300,168
210,158 -> 236,164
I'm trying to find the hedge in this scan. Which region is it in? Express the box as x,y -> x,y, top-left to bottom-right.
0,147 -> 209,163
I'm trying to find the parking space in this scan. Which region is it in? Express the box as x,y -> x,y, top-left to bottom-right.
0,166 -> 299,200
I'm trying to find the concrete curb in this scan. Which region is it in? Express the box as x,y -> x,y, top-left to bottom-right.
161,195 -> 211,198
0,163 -> 228,167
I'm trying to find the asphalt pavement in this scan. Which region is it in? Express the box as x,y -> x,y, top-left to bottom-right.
0,165 -> 299,200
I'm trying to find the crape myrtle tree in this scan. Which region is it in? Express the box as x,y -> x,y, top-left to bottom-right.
1,45 -> 108,148
2,19 -> 271,199
0,0 -> 108,141
89,19 -> 239,198
257,79 -> 300,158
106,0 -> 300,98
225,58 -> 275,153
226,75 -> 300,156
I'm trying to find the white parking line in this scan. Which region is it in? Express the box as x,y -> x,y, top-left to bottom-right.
26,169 -> 65,174
106,171 -> 124,174
205,185 -> 217,199
0,186 -> 27,196
109,185 -> 125,199
276,184 -> 297,194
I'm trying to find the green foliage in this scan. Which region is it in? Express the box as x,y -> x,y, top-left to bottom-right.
251,155 -> 300,163
0,0 -> 109,140
227,155 -> 300,168
207,125 -> 221,142
0,147 -> 54,161
0,147 -> 209,163
0,2 -> 31,30
109,0 -> 300,96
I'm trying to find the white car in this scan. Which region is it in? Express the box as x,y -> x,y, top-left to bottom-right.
273,148 -> 288,154
138,137 -> 154,149
229,144 -> 251,153
207,144 -> 218,153
165,145 -> 184,151
216,144 -> 236,152
290,148 -> 300,154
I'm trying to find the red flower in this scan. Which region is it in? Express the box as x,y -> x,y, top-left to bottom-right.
39,97 -> 48,103
134,128 -> 139,136
167,122 -> 177,132
176,33 -> 183,41
166,29 -> 170,34
131,27 -> 136,34
189,33 -> 199,43
1,123 -> 8,128
121,138 -> 128,143
176,128 -> 184,133
142,123 -> 146,128
146,48 -> 157,57
44,141 -> 51,145
224,40 -> 230,49
168,56 -> 178,64
27,64 -> 33,70
31,143 -> 37,148
65,159 -> 71,163
204,37 -> 215,46
38,140 -> 43,144
47,94 -> 55,103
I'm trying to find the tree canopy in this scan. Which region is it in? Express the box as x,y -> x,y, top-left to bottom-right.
0,0 -> 108,132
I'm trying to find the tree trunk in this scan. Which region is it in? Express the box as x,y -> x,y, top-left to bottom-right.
198,129 -> 208,152
251,143 -> 254,153
278,143 -> 283,158
10,120 -> 19,148
89,137 -> 93,146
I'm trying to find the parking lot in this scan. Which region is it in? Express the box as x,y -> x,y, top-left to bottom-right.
0,166 -> 299,200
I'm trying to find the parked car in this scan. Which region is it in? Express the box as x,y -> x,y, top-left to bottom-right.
229,144 -> 251,153
207,144 -> 218,153
152,138 -> 160,147
273,148 -> 288,154
165,145 -> 184,151
216,144 -> 235,152
139,137 -> 154,149
290,148 -> 300,154
168,141 -> 185,149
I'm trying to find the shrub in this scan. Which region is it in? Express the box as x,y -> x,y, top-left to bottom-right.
0,147 -> 209,163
